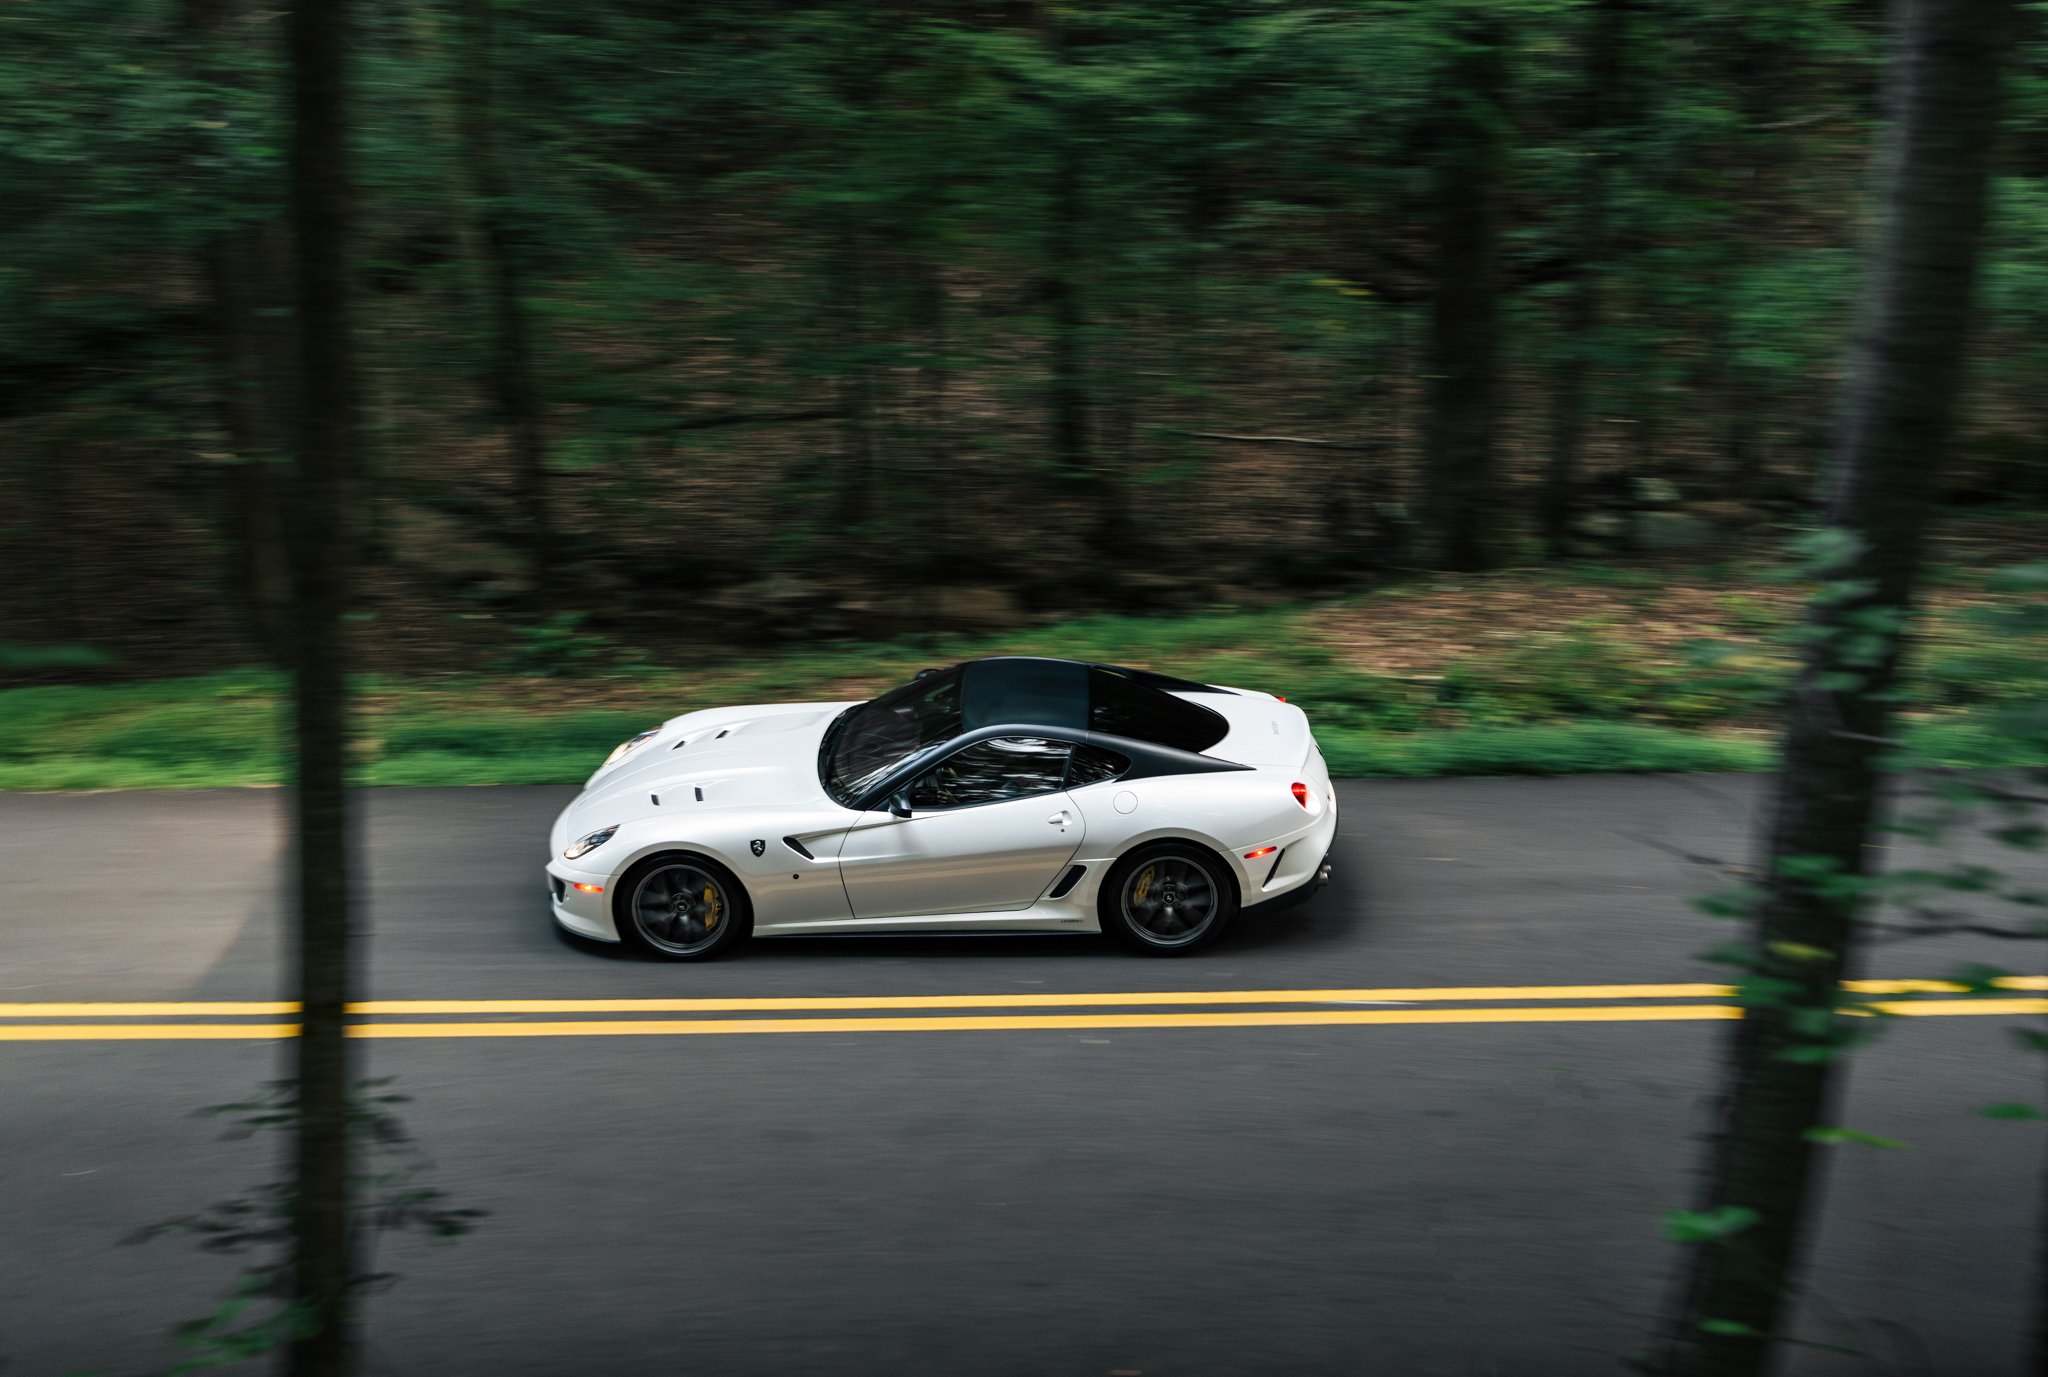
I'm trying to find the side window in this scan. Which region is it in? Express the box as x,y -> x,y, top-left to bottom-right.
1066,743 -> 1131,788
906,737 -> 1072,811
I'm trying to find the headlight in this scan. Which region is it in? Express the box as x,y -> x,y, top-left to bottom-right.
603,729 -> 659,768
563,825 -> 619,860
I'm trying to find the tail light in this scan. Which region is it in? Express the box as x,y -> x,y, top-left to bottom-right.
1291,782 -> 1309,808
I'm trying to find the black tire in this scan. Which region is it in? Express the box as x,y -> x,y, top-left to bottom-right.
613,852 -> 752,962
1099,841 -> 1238,955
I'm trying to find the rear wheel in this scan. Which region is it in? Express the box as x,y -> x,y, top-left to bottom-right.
614,853 -> 751,961
1100,842 -> 1237,954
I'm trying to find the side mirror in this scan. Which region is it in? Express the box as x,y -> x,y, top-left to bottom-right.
888,790 -> 914,819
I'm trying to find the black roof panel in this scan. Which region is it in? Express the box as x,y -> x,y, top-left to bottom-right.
957,656 -> 1229,754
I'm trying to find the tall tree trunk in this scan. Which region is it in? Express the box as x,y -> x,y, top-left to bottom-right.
1046,130 -> 1091,482
1036,6 -> 1125,572
828,227 -> 877,535
1542,0 -> 1630,559
1650,0 -> 2012,1372
1421,17 -> 1508,573
285,0 -> 360,1368
210,229 -> 297,662
186,0 -> 296,661
912,262 -> 954,578
2037,1038 -> 2048,1377
458,0 -> 553,610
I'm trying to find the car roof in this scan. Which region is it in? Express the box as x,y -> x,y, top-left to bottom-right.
952,656 -> 1233,753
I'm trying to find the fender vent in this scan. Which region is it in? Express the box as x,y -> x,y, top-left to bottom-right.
1264,847 -> 1288,885
694,787 -> 704,802
783,836 -> 815,861
1047,863 -> 1087,900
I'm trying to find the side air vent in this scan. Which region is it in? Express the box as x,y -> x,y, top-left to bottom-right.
694,787 -> 704,802
1047,863 -> 1087,900
783,836 -> 815,861
1264,847 -> 1288,885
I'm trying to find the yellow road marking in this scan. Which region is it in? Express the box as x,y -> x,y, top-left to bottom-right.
0,1024 -> 303,1040
0,997 -> 2041,1040
0,1002 -> 296,1018
1872,997 -> 2048,1018
3,976 -> 2041,1019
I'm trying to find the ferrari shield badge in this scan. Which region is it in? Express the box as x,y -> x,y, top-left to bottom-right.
750,839 -> 766,857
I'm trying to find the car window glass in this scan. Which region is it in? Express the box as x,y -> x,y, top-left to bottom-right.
1066,744 -> 1131,788
1087,667 -> 1227,753
826,668 -> 964,804
907,736 -> 1072,811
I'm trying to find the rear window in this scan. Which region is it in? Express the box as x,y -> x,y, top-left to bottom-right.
1087,667 -> 1227,753
1066,743 -> 1132,787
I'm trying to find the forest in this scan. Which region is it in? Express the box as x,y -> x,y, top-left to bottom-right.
5,0 -> 2045,673
3,3 -> 2048,1374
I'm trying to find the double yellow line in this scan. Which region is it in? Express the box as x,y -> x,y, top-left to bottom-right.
1,978 -> 2043,1041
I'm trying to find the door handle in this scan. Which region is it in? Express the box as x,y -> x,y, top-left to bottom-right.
1047,810 -> 1070,826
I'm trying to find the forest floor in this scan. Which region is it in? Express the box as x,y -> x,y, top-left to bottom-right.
4,541 -> 2042,790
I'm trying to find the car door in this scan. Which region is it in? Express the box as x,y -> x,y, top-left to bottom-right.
836,736 -> 1085,918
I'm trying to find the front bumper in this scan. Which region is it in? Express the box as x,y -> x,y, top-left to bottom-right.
548,859 -> 621,942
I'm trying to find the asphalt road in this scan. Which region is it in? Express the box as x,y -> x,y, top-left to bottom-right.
3,775 -> 2041,1376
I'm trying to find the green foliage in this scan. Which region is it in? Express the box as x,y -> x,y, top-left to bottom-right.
5,569 -> 2045,790
1979,1103 -> 2047,1122
1802,1126 -> 1909,1149
1437,626 -> 1656,724
0,642 -> 115,671
491,613 -> 620,678
131,1078 -> 483,1375
1665,1206 -> 1759,1244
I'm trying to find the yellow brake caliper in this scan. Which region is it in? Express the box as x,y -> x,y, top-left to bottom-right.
1132,865 -> 1154,904
703,885 -> 720,929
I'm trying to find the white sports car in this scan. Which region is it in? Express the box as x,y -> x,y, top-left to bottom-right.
547,656 -> 1336,959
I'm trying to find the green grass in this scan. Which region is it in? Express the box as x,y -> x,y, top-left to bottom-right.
3,582 -> 2042,791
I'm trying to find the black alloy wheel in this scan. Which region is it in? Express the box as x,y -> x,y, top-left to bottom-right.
1101,843 -> 1237,954
616,854 -> 750,960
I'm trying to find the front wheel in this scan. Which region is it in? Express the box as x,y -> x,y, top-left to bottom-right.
614,853 -> 751,961
1099,842 -> 1237,955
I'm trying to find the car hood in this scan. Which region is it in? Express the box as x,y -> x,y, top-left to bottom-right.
554,700 -> 859,847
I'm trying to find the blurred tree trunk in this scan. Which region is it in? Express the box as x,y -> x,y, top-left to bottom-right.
1650,0 -> 2012,1372
1037,6 -> 1124,572
458,0 -> 553,610
912,263 -> 955,577
186,0 -> 294,661
1541,0 -> 1630,558
1046,130 -> 1091,484
285,0 -> 360,1368
1421,17 -> 1507,573
828,227 -> 877,535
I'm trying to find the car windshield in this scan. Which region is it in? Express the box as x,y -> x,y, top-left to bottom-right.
822,667 -> 965,806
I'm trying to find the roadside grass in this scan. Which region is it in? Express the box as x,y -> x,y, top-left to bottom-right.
3,562 -> 2041,790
